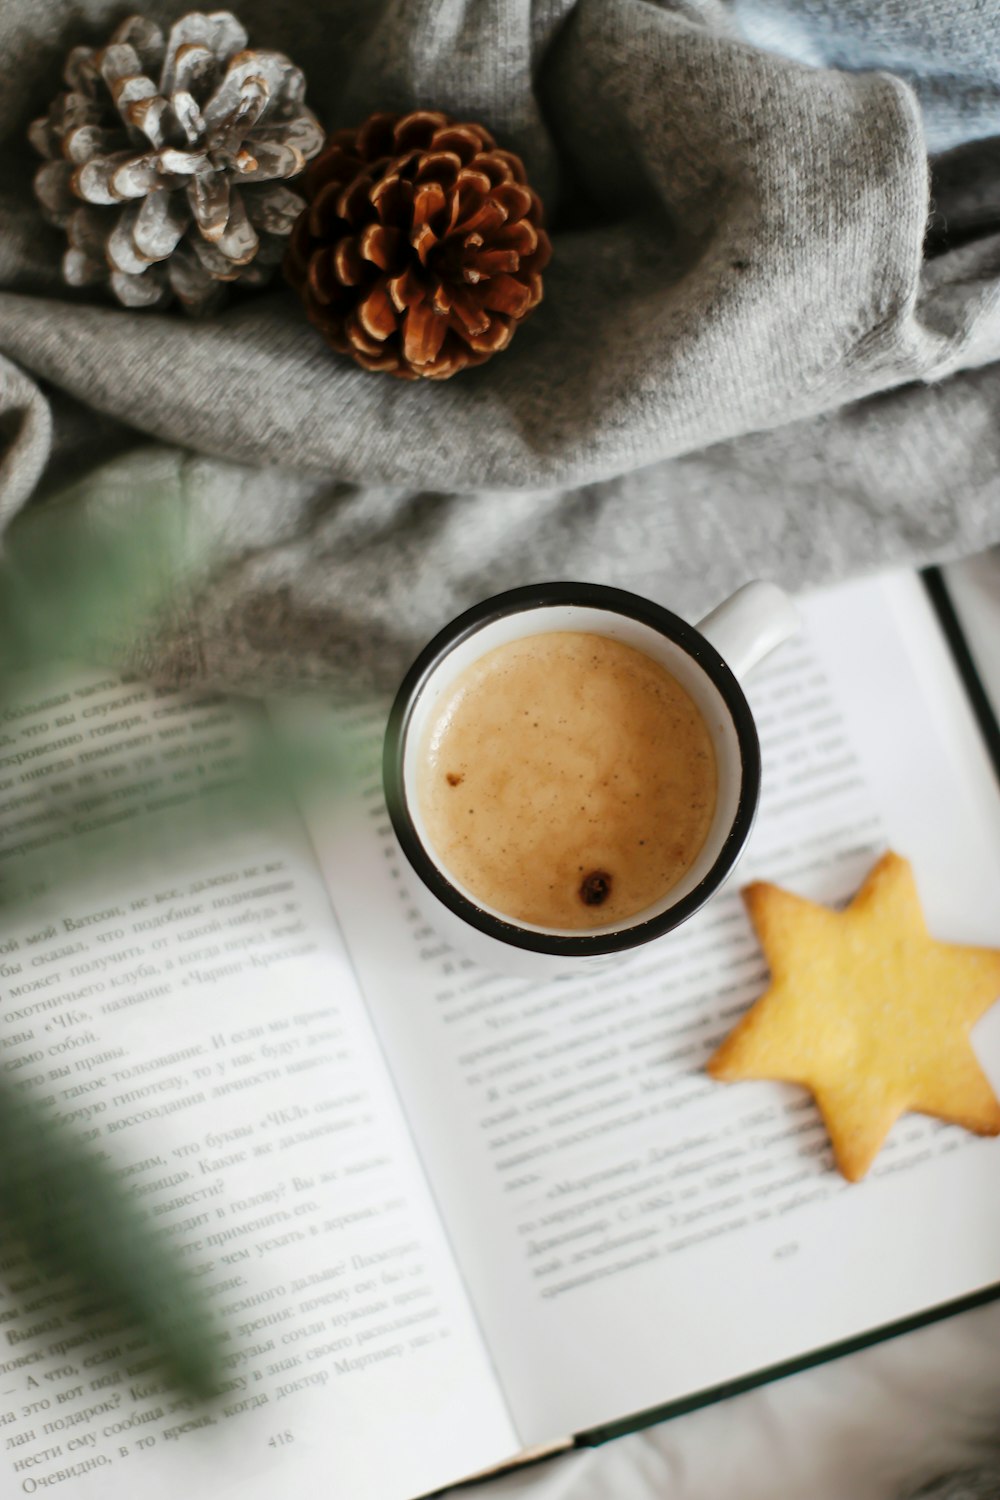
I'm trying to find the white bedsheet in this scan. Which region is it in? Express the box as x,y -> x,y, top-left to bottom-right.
490,1302 -> 1000,1499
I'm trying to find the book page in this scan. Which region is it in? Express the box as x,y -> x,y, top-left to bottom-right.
300,572 -> 1000,1446
0,669 -> 517,1499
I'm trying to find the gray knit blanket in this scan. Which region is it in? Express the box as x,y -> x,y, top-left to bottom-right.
1,0 -> 999,695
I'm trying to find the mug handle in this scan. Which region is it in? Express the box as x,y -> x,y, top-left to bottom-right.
696,581 -> 800,681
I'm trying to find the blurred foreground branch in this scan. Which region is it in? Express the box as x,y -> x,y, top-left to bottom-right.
0,490 -> 347,1400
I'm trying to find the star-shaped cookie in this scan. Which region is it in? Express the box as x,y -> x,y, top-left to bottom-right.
707,852 -> 1000,1181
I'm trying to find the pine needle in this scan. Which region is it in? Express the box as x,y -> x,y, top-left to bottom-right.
0,487 -> 348,1401
0,1068 -> 223,1398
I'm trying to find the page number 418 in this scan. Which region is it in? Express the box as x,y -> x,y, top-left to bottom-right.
269,1433 -> 295,1448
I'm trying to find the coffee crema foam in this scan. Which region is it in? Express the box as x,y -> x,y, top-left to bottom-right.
416,631 -> 718,930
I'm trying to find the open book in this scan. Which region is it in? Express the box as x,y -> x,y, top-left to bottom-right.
1,569 -> 999,1500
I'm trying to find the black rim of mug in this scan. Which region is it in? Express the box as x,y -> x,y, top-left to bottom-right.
382,583 -> 762,958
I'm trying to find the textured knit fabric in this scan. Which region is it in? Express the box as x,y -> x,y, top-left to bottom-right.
1,0 -> 999,692
909,1474 -> 1000,1500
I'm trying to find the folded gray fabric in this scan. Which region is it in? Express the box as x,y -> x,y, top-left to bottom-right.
909,1475 -> 1000,1500
0,0 -> 999,692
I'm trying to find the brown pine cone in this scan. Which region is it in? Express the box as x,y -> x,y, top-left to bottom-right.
284,110 -> 551,379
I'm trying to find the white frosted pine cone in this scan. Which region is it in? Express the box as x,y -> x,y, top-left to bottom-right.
29,11 -> 324,314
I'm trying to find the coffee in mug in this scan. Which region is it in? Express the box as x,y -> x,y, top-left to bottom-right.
416,632 -> 717,929
384,580 -> 799,979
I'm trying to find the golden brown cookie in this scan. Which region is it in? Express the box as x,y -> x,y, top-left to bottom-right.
707,852 -> 1000,1181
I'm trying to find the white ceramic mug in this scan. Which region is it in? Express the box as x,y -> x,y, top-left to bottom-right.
383,580 -> 799,978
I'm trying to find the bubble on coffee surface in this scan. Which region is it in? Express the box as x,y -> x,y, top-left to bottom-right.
579,870 -> 612,906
